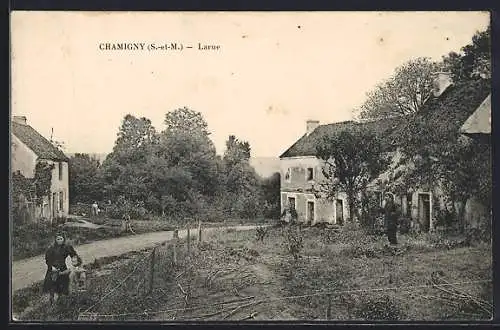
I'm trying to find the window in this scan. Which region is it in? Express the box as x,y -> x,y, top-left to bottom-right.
285,168 -> 291,182
59,191 -> 64,212
306,167 -> 314,181
287,197 -> 296,210
59,162 -> 63,181
374,191 -> 383,207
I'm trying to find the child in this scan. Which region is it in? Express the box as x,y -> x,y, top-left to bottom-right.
69,255 -> 87,293
43,233 -> 81,304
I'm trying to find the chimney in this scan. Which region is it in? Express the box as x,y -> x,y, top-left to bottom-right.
306,120 -> 320,135
13,116 -> 27,125
432,72 -> 453,97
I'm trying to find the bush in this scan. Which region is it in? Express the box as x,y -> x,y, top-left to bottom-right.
255,225 -> 268,242
283,225 -> 304,261
398,216 -> 411,234
360,193 -> 383,230
12,221 -> 58,260
106,196 -> 148,220
69,203 -> 92,216
465,215 -> 491,244
434,208 -> 457,229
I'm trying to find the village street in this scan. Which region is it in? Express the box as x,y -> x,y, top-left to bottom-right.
11,225 -> 261,292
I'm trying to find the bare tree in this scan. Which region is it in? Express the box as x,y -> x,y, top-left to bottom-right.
357,57 -> 440,119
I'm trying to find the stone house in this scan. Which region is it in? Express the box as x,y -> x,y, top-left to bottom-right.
278,117 -> 405,225
386,78 -> 491,231
458,94 -> 491,228
278,75 -> 491,231
11,116 -> 70,222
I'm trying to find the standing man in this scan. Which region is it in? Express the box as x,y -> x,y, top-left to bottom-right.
383,193 -> 399,245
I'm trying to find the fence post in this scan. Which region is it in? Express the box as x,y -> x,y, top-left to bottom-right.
198,219 -> 202,243
187,226 -> 191,256
172,229 -> 178,267
149,247 -> 156,294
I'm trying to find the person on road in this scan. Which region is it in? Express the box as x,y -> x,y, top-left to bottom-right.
383,193 -> 399,245
91,201 -> 99,217
42,232 -> 81,304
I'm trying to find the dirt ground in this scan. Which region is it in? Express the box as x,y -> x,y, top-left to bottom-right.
149,225 -> 492,321
15,224 -> 492,321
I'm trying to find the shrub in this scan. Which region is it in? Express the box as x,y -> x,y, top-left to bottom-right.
283,225 -> 304,261
434,208 -> 457,229
106,196 -> 148,220
255,225 -> 268,242
360,193 -> 383,230
398,216 -> 411,234
465,215 -> 491,245
69,203 -> 92,216
12,221 -> 57,260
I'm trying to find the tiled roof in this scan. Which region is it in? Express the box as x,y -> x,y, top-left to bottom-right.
11,122 -> 69,161
389,78 -> 491,144
279,78 -> 490,159
279,116 -> 406,158
460,94 -> 491,135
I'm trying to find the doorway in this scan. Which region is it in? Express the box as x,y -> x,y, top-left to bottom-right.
288,197 -> 296,210
405,193 -> 413,216
306,201 -> 315,224
52,192 -> 57,221
418,193 -> 431,232
335,199 -> 344,225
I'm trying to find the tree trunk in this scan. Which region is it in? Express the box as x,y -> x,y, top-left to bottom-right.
347,192 -> 356,223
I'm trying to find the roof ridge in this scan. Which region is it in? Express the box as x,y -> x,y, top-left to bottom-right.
11,121 -> 69,161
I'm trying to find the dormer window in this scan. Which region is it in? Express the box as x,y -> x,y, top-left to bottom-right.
285,168 -> 291,182
306,167 -> 314,181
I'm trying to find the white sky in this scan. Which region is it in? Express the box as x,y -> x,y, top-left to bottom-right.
11,11 -> 489,157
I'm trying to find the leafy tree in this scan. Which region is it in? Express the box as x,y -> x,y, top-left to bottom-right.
110,114 -> 158,161
219,134 -> 262,218
316,129 -> 389,222
441,25 -> 491,81
164,106 -> 211,136
438,141 -> 491,231
68,153 -> 102,203
260,172 -> 281,219
223,135 -> 251,166
100,114 -> 159,201
159,108 -> 220,197
222,135 -> 255,193
358,57 -> 440,119
393,79 -> 491,232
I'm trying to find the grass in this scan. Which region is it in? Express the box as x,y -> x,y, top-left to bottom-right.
12,217 -> 272,261
12,221 -> 135,261
13,222 -> 492,321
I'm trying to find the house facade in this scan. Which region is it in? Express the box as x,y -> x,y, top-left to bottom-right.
11,116 -> 70,222
278,118 -> 404,226
278,75 -> 491,232
459,94 -> 491,228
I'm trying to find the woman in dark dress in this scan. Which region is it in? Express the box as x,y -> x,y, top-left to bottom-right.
42,232 -> 81,303
383,193 -> 399,245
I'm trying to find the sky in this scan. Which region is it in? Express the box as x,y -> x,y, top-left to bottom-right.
11,11 -> 489,157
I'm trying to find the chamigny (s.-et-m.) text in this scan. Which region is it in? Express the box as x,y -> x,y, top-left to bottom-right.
98,42 -> 222,52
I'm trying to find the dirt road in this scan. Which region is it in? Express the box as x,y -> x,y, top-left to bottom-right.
11,225 -> 260,292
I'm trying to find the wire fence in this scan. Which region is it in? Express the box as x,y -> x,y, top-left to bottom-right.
66,223 -> 492,322
76,224 -> 203,321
